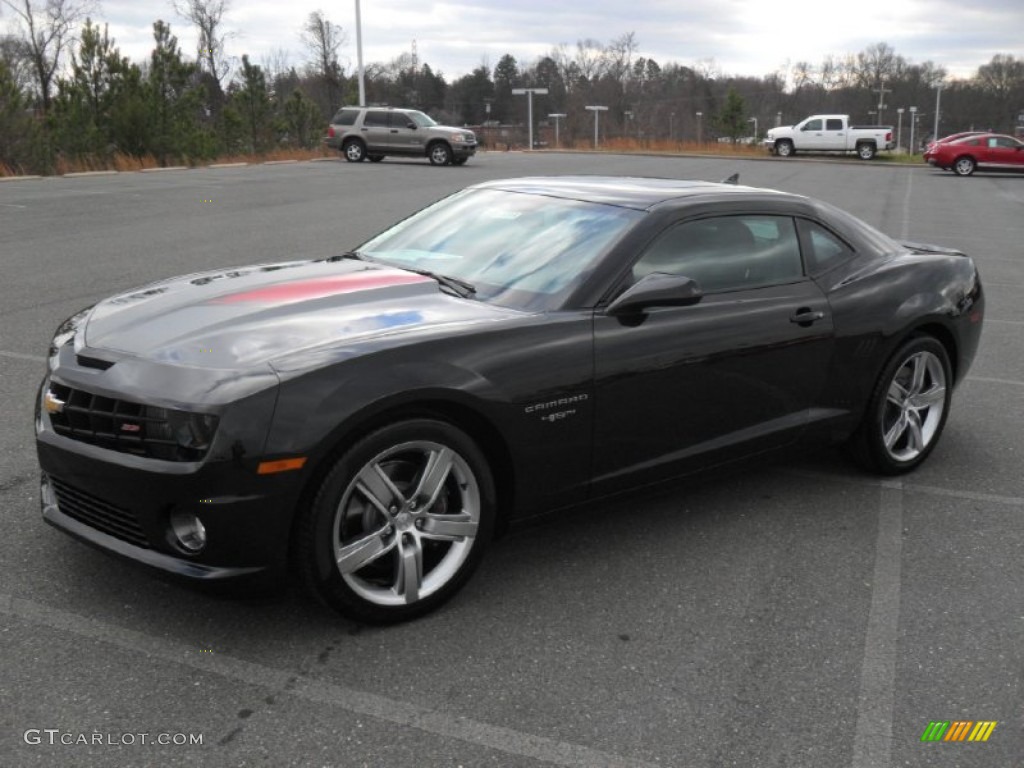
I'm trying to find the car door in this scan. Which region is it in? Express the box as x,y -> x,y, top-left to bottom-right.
591,214 -> 834,495
981,135 -> 1024,169
360,109 -> 392,152
388,112 -> 426,155
798,118 -> 827,150
822,117 -> 847,150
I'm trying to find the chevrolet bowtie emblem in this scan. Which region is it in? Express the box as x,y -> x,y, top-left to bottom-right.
43,390 -> 65,415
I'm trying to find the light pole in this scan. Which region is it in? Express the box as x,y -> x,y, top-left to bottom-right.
669,111 -> 675,142
748,116 -> 758,141
909,106 -> 918,154
548,113 -> 566,148
776,111 -> 782,127
354,0 -> 365,106
696,111 -> 703,143
512,88 -> 549,150
585,105 -> 608,148
933,84 -> 942,143
896,108 -> 904,152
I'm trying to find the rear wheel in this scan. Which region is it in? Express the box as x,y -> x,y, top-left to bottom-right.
428,142 -> 453,166
856,142 -> 877,160
953,156 -> 976,176
297,419 -> 495,624
342,139 -> 366,162
848,335 -> 952,474
775,140 -> 794,157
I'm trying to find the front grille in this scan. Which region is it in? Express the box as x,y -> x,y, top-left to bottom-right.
47,382 -> 217,462
51,477 -> 150,548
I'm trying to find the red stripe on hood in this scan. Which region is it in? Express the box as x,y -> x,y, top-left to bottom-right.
212,270 -> 432,304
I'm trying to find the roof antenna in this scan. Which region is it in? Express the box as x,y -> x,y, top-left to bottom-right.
720,173 -> 740,185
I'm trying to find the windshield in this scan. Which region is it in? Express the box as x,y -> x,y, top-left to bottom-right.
358,188 -> 642,311
408,111 -> 437,128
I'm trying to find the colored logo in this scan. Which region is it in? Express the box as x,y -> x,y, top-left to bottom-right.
920,721 -> 997,742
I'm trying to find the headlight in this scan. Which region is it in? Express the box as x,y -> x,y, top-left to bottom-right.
48,305 -> 93,366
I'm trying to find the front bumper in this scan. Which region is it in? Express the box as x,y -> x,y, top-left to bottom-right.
37,422 -> 307,584
451,142 -> 477,159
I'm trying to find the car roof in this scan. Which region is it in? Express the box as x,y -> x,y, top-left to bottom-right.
471,176 -> 797,211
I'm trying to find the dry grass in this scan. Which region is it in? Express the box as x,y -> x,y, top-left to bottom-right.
0,146 -> 336,178
599,137 -> 767,156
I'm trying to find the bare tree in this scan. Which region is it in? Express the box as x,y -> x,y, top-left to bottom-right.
0,0 -> 95,112
300,9 -> 344,113
172,0 -> 231,87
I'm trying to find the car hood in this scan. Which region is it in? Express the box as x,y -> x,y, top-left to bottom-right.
82,259 -> 516,369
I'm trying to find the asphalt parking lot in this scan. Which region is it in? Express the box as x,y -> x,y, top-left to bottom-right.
1,152 -> 1022,767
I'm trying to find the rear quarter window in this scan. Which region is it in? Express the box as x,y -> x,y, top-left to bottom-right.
331,109 -> 359,126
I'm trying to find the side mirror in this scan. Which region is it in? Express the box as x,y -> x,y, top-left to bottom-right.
606,273 -> 703,317
406,122 -> 418,130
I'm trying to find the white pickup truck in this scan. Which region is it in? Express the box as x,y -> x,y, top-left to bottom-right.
764,114 -> 895,160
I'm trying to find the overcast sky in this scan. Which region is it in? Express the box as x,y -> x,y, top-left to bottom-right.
10,1 -> 1024,82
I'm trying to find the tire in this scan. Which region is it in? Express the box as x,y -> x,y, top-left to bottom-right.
953,156 -> 976,176
368,154 -> 384,163
775,140 -> 794,157
856,142 -> 877,160
342,139 -> 366,162
428,142 -> 453,166
848,335 -> 952,475
297,419 -> 496,624
452,157 -> 468,166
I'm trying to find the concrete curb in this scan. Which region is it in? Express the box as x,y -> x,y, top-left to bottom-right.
139,166 -> 189,173
0,175 -> 44,182
207,162 -> 249,168
63,170 -> 119,178
263,159 -> 298,165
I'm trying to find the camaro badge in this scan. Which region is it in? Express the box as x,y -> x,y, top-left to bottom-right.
43,390 -> 65,415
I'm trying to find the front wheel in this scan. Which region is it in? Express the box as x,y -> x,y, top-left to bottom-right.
856,142 -> 877,160
775,140 -> 794,157
297,419 -> 495,624
428,142 -> 453,166
953,156 -> 976,176
848,336 -> 952,475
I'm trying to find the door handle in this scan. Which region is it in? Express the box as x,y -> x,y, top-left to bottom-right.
390,129 -> 399,133
789,308 -> 825,326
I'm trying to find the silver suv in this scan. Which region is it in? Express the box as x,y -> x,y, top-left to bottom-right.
325,107 -> 477,166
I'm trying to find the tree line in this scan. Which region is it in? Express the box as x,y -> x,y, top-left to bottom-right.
1,0 -> 1022,175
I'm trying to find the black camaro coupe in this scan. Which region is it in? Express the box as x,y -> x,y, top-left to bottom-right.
36,176 -> 984,623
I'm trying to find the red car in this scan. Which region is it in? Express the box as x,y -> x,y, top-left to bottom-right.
924,132 -> 1024,176
922,131 -> 984,154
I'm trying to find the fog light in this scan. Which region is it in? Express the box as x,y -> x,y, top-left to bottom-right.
170,511 -> 207,553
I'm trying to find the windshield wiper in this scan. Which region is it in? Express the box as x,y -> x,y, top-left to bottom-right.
323,251 -> 366,263
400,267 -> 477,299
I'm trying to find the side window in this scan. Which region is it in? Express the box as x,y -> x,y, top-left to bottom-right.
803,119 -> 823,131
363,110 -> 391,127
825,118 -> 844,131
797,219 -> 854,274
332,109 -> 359,126
632,216 -> 803,293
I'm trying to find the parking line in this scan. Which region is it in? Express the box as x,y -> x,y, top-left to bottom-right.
966,375 -> 1024,389
0,593 -> 658,768
0,349 -> 46,363
789,469 -> 1024,507
850,481 -> 903,768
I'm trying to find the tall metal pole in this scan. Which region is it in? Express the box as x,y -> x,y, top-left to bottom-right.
933,84 -> 942,142
355,0 -> 365,106
512,88 -> 548,149
585,106 -> 608,148
909,106 -> 917,154
896,108 -> 904,152
548,113 -> 566,148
